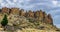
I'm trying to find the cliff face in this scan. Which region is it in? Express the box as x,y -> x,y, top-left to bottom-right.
2,7 -> 10,14
0,7 -> 60,32
10,8 -> 19,15
0,7 -> 53,25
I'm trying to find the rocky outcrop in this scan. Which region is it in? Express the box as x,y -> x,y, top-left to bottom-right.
19,9 -> 25,16
34,11 -> 40,18
2,7 -> 10,14
0,7 -> 53,25
3,14 -> 59,32
27,10 -> 34,18
10,8 -> 19,15
0,7 -> 59,32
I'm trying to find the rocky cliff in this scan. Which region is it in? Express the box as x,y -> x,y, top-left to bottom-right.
0,7 -> 53,25
0,7 -> 59,32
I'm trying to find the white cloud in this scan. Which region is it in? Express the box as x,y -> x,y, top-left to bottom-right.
26,0 -> 31,2
53,15 -> 60,22
0,2 -> 9,7
51,0 -> 60,7
18,0 -> 24,3
54,15 -> 60,18
0,3 -> 5,7
53,15 -> 60,27
23,5 -> 34,9
6,0 -> 12,5
52,0 -> 58,6
48,10 -> 60,16
0,0 -> 3,3
54,24 -> 60,28
13,0 -> 17,2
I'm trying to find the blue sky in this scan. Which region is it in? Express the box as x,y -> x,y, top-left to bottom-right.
0,0 -> 60,28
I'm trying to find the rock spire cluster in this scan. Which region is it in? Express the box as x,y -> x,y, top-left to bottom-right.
0,7 -> 53,25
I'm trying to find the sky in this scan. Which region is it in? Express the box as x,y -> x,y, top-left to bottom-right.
0,0 -> 60,28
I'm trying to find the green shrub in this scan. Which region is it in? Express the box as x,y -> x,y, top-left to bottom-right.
1,14 -> 8,26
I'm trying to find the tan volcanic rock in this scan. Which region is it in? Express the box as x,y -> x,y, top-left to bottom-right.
47,14 -> 53,24
19,9 -> 25,16
10,8 -> 19,15
2,7 -> 10,14
43,11 -> 47,18
0,7 -> 59,32
0,7 -> 54,25
34,11 -> 40,18
27,10 -> 34,18
39,10 -> 43,18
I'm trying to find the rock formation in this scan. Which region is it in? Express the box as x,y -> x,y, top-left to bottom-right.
27,10 -> 34,18
19,9 -> 25,16
34,11 -> 40,18
0,7 -> 59,32
0,7 -> 53,25
47,14 -> 53,24
10,8 -> 19,15
39,10 -> 43,18
2,7 -> 10,14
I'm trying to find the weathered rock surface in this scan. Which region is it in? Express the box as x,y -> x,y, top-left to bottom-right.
4,14 -> 59,32
0,7 -> 59,32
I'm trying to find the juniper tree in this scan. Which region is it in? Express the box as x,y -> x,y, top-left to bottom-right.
1,14 -> 8,26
